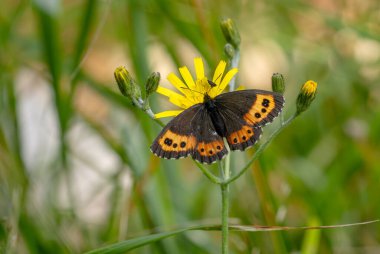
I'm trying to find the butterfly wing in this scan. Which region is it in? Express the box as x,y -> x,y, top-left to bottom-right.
214,89 -> 284,151
150,105 -> 201,160
150,104 -> 228,164
215,89 -> 284,127
214,104 -> 263,151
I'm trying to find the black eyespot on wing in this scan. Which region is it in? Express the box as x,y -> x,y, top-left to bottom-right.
226,126 -> 262,151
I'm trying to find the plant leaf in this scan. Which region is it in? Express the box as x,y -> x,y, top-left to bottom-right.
85,220 -> 379,253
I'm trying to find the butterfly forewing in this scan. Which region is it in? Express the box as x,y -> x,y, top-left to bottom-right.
215,89 -> 284,127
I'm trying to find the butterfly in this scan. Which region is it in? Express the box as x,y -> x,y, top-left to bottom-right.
150,80 -> 284,164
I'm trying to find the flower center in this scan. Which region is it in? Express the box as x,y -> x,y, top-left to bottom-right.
196,77 -> 210,90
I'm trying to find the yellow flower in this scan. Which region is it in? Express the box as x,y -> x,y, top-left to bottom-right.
155,57 -> 238,118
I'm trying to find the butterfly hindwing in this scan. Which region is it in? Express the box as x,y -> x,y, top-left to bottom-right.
215,89 -> 284,127
226,125 -> 262,151
191,108 -> 228,164
150,105 -> 200,160
215,104 -> 262,151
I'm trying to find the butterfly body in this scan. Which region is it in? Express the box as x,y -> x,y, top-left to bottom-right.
203,94 -> 228,137
151,88 -> 284,164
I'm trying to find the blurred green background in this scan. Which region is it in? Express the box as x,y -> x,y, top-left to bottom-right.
1,0 -> 380,253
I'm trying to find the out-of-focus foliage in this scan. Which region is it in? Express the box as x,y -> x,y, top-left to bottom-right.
0,0 -> 379,253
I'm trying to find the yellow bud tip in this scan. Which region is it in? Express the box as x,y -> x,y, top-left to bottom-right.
114,66 -> 128,79
302,80 -> 318,96
114,66 -> 141,99
296,80 -> 318,114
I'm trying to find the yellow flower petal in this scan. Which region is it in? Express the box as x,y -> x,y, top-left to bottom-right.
167,73 -> 194,99
216,67 -> 238,93
157,86 -> 192,109
302,80 -> 318,95
156,86 -> 181,98
212,60 -> 227,86
168,95 -> 194,109
155,58 -> 240,116
194,57 -> 205,80
155,110 -> 184,119
236,85 -> 245,91
208,67 -> 238,98
179,66 -> 196,89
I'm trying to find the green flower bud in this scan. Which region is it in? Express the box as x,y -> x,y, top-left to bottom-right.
220,18 -> 241,48
114,66 -> 141,100
296,80 -> 318,114
271,73 -> 285,94
224,43 -> 235,59
145,72 -> 160,97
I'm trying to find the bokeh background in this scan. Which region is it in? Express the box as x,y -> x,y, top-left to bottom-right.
1,0 -> 380,253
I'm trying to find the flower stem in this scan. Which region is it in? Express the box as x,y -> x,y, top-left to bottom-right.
219,153 -> 231,254
195,162 -> 222,184
221,182 -> 229,254
228,50 -> 240,92
132,97 -> 165,127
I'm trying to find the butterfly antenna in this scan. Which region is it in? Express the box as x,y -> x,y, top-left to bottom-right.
214,72 -> 222,83
181,86 -> 203,95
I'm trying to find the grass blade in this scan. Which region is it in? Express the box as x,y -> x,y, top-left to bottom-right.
85,220 -> 379,253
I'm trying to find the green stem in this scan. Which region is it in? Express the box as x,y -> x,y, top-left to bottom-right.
228,50 -> 240,92
132,97 -> 165,127
225,112 -> 297,185
195,162 -> 222,184
219,153 -> 230,254
221,183 -> 229,254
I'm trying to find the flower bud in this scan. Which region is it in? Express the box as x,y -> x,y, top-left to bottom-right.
224,43 -> 235,59
271,73 -> 285,94
220,18 -> 241,48
145,72 -> 160,97
114,66 -> 141,100
296,80 -> 318,114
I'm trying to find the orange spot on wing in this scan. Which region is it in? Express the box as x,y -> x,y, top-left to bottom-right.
244,94 -> 275,125
227,125 -> 255,144
197,140 -> 225,155
158,130 -> 196,152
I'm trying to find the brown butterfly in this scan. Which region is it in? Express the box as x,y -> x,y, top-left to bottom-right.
150,81 -> 284,164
